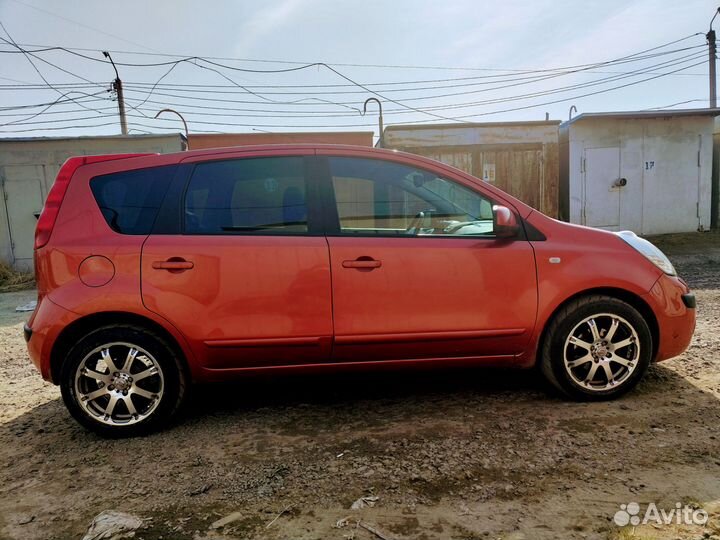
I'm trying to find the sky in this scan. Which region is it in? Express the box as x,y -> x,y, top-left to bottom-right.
0,0 -> 717,140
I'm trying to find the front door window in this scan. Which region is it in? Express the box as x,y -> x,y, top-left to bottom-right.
329,157 -> 496,237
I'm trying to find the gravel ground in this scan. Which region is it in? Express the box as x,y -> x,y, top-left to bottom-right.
0,232 -> 719,540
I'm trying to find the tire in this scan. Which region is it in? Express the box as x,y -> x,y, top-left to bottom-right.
540,295 -> 652,400
60,325 -> 187,437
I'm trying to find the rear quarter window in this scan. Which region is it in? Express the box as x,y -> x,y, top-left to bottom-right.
90,165 -> 176,234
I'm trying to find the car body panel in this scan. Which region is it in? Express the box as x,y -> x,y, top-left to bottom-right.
327,235 -> 538,362
24,144 -> 696,386
141,235 -> 334,369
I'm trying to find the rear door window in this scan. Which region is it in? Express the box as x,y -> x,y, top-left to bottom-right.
90,165 -> 176,234
183,157 -> 309,234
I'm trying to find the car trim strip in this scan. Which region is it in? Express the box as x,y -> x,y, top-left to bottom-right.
334,328 -> 526,345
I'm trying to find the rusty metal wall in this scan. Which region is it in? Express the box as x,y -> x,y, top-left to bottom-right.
384,122 -> 560,218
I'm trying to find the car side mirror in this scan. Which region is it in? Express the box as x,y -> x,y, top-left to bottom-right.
493,205 -> 520,239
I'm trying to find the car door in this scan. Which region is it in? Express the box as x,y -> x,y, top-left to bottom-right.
320,151 -> 538,364
141,152 -> 333,370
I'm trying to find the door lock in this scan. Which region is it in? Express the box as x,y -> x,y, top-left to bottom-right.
613,178 -> 628,187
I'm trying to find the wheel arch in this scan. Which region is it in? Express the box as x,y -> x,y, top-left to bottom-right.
50,311 -> 191,384
536,287 -> 660,365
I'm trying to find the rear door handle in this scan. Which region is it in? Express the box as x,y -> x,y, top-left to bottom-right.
152,259 -> 194,271
342,258 -> 382,269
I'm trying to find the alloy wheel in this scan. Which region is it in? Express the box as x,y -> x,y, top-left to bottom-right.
73,342 -> 164,426
563,313 -> 641,392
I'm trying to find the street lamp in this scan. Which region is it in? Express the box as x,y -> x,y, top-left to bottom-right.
154,109 -> 190,149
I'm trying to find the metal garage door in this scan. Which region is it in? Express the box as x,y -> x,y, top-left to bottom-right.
583,147 -> 621,228
1,165 -> 46,270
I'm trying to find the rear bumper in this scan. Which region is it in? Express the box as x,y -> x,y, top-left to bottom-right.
643,274 -> 696,362
26,295 -> 78,383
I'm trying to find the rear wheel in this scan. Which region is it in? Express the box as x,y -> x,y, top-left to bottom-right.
60,325 -> 187,437
540,295 -> 652,400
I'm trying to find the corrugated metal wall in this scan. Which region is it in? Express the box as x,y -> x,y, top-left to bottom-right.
0,134 -> 186,271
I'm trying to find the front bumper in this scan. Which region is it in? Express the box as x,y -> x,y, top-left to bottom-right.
681,293 -> 696,309
643,274 -> 696,362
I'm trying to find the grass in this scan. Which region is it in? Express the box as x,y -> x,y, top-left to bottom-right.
0,261 -> 35,292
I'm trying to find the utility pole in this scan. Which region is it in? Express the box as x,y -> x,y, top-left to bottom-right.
708,8 -> 720,108
363,98 -> 384,147
103,51 -> 128,135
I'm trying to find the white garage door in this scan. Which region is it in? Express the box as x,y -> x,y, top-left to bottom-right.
1,165 -> 46,270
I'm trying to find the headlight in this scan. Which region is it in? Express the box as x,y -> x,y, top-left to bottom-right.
617,231 -> 676,276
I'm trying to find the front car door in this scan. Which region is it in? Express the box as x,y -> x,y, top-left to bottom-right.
320,150 -> 538,364
141,152 -> 333,372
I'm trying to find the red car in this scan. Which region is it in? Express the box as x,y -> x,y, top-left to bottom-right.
25,145 -> 695,436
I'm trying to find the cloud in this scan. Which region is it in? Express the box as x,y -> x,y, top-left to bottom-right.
231,0 -> 315,56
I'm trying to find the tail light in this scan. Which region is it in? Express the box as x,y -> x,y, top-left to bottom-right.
34,153 -> 154,250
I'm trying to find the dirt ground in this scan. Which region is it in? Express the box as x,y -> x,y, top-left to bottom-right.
0,232 -> 719,540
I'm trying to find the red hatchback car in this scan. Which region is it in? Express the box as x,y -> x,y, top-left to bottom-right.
25,145 -> 695,436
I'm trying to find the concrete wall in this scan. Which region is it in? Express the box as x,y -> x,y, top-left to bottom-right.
188,131 -> 374,149
384,121 -> 561,218
0,134 -> 186,271
562,116 -> 713,235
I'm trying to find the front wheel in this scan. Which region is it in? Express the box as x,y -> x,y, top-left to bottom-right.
540,295 -> 653,400
60,325 -> 187,437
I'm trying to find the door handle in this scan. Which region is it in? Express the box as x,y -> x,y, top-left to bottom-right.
152,259 -> 194,271
342,258 -> 382,269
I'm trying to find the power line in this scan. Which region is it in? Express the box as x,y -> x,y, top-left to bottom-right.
0,28 -> 107,121
3,56 -> 705,131
0,32 -> 710,133
0,38 -> 105,91
0,120 -> 123,133
0,33 -> 705,119
10,32 -> 704,72
644,98 -> 710,109
0,90 -> 108,126
6,38 -> 697,125
108,50 -> 706,114
6,0 -> 161,53
0,94 -> 108,112
119,52 -> 709,119
0,43 -> 706,89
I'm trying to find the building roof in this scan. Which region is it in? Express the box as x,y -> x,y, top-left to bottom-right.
0,133 -> 186,143
562,108 -> 720,127
188,131 -> 374,149
384,120 -> 561,132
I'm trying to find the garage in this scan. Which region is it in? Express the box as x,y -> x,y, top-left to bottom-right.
559,109 -> 719,235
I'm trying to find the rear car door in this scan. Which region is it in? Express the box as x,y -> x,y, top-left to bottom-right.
141,152 -> 333,371
320,152 -> 538,363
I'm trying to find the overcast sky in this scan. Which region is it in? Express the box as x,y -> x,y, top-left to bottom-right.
0,0 -> 716,139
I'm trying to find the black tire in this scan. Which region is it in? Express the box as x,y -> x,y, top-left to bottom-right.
540,295 -> 652,401
60,325 -> 187,437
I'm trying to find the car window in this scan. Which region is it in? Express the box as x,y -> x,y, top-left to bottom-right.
329,157 -> 495,236
184,157 -> 308,234
90,165 -> 176,235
